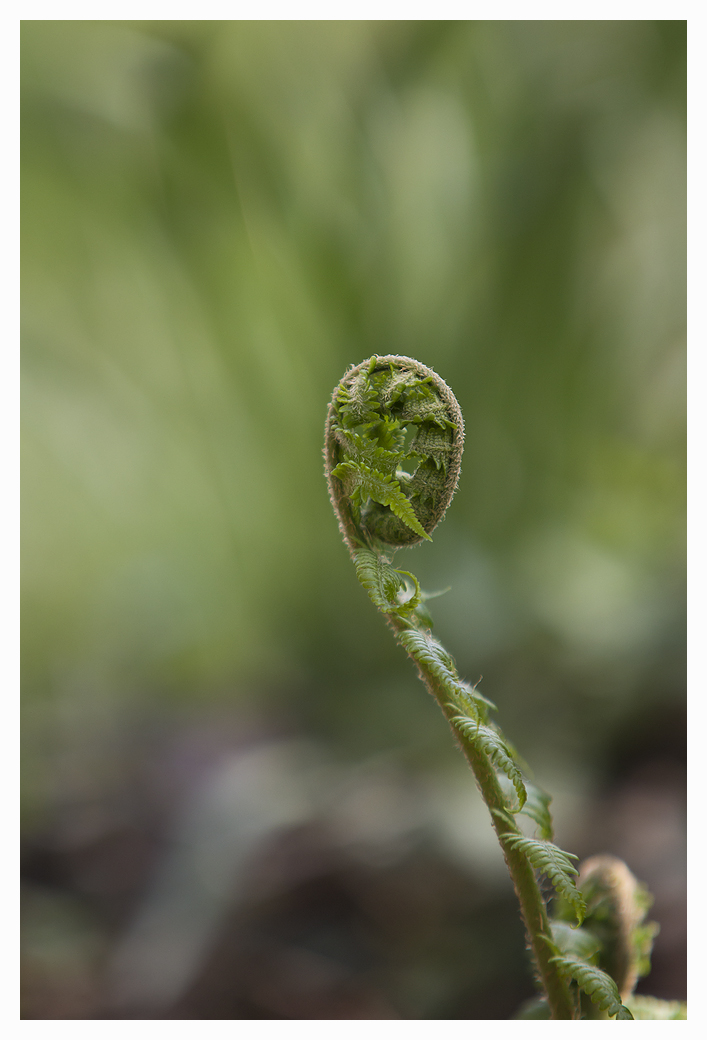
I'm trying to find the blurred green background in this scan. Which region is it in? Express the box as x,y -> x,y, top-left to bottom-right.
21,20 -> 685,1020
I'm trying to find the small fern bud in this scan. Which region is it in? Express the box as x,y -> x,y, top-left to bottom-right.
324,355 -> 464,551
577,855 -> 659,1001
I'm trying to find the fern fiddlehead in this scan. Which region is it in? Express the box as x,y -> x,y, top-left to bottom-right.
325,355 -> 464,551
542,854 -> 668,1020
325,356 -> 581,1018
324,356 -> 674,1019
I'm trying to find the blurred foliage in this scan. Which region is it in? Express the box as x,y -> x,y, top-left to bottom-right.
22,21 -> 685,824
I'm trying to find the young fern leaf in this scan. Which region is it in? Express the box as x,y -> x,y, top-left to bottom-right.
330,427 -> 419,478
334,373 -> 381,426
449,682 -> 496,726
352,548 -> 405,612
573,855 -> 660,1000
397,628 -> 459,689
549,920 -> 603,963
332,460 -> 431,542
452,717 -> 527,811
504,836 -> 586,925
545,856 -> 666,1018
549,954 -> 634,1020
394,570 -> 423,612
519,782 -> 555,841
325,358 -> 583,1019
352,550 -> 426,624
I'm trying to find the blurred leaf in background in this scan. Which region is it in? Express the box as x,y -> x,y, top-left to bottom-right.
21,21 -> 685,1019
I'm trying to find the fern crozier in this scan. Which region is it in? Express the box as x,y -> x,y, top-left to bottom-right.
324,355 -> 464,552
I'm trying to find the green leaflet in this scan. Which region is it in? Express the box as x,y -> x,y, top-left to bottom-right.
352,549 -> 425,622
407,423 -> 454,470
452,680 -> 497,719
352,548 -> 405,612
396,623 -> 527,813
633,921 -> 661,980
397,627 -> 459,687
332,460 -> 431,541
410,599 -> 434,629
550,920 -> 603,963
335,372 -> 381,426
519,782 -> 554,841
550,954 -> 633,1020
569,855 -> 660,1000
332,426 -> 423,480
452,717 -> 527,811
504,835 -> 586,925
393,568 -> 423,613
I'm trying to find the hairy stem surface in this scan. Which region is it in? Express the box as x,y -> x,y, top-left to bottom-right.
324,356 -> 640,1020
387,614 -> 575,1020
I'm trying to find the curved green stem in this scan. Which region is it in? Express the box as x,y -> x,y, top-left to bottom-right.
386,612 -> 576,1020
324,357 -> 592,1018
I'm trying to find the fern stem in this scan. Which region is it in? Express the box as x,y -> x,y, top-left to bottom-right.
325,357 -> 578,1018
386,613 -> 576,1020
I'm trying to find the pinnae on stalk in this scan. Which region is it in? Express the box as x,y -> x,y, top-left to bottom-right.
324,355 -> 661,1020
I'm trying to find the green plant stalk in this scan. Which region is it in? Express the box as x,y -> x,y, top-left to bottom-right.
385,611 -> 576,1020
324,356 -> 642,1020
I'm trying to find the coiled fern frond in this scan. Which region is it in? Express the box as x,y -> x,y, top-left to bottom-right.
325,356 -> 675,1019
325,355 -> 463,550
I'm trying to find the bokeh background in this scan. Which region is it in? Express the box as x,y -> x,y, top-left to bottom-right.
21,20 -> 686,1020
